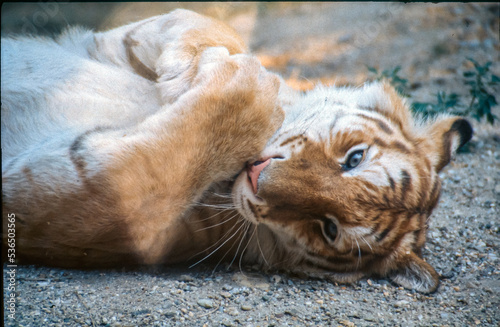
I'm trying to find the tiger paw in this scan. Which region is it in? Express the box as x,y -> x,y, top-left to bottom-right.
184,47 -> 284,178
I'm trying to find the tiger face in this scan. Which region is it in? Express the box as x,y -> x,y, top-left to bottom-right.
233,82 -> 472,293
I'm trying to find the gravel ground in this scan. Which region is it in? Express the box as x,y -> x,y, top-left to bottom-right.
3,3 -> 499,326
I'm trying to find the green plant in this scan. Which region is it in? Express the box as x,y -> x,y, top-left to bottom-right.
462,58 -> 499,124
367,59 -> 499,124
367,66 -> 410,97
412,92 -> 462,119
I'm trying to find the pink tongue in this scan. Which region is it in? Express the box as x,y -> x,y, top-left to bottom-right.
248,159 -> 271,194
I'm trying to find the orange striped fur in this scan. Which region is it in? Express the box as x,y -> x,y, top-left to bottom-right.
2,10 -> 472,293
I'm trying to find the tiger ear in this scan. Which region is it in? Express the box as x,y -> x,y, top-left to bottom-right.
424,117 -> 473,172
359,82 -> 412,131
388,251 -> 439,293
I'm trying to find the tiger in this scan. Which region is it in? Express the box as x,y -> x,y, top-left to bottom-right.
1,9 -> 472,293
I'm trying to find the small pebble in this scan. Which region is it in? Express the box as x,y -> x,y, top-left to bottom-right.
197,299 -> 214,309
220,291 -> 232,298
339,320 -> 355,327
226,308 -> 239,316
494,184 -> 500,195
241,304 -> 252,311
180,274 -> 195,282
271,275 -> 282,284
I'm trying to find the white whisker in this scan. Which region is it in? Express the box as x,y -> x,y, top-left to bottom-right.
210,192 -> 234,199
229,221 -> 253,269
256,226 -> 271,268
188,216 -> 242,261
195,212 -> 240,232
189,220 -> 247,268
354,237 -> 361,270
237,223 -> 258,273
211,220 -> 249,274
360,235 -> 373,253
196,207 -> 236,223
193,201 -> 236,210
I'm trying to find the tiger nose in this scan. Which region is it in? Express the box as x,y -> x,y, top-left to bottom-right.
247,159 -> 272,194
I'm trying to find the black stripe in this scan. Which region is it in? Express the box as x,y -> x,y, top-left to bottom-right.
383,194 -> 391,206
303,259 -> 351,272
393,141 -> 410,154
305,252 -> 355,265
357,114 -> 394,135
373,137 -> 388,147
429,179 -> 440,201
389,176 -> 396,191
400,170 -> 411,202
427,179 -> 442,210
368,223 -> 380,236
376,227 -> 391,242
279,135 -> 303,147
70,126 -> 112,174
383,167 -> 396,191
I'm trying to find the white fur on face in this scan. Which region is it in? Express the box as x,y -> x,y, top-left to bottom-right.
263,84 -> 397,157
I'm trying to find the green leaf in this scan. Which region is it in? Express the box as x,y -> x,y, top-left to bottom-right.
367,66 -> 378,74
411,102 -> 430,112
469,88 -> 480,97
475,100 -> 486,116
491,74 -> 500,83
463,71 -> 475,78
466,57 -> 478,66
478,86 -> 488,94
467,57 -> 481,71
445,93 -> 461,108
487,94 -> 498,107
486,113 -> 496,124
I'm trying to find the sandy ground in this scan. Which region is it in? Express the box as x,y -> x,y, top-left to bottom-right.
2,3 -> 499,326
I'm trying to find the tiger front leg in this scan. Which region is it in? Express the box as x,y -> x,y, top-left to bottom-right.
183,47 -> 285,181
74,48 -> 284,263
91,9 -> 248,104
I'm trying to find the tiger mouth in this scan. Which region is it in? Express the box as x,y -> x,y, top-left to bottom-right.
247,158 -> 272,194
246,156 -> 284,194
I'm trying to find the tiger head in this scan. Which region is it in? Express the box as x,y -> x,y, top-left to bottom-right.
233,82 -> 472,293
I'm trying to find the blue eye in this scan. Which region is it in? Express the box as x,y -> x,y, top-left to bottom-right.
344,150 -> 364,170
323,220 -> 338,241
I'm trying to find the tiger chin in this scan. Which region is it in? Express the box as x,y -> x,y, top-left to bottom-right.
1,9 -> 472,294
